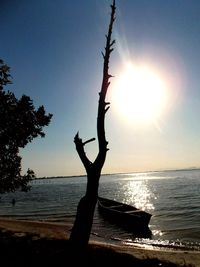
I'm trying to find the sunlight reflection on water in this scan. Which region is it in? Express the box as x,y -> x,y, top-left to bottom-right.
122,179 -> 155,212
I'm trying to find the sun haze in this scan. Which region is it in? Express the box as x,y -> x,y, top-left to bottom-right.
112,62 -> 168,124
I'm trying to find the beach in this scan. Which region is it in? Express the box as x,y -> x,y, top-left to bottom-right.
0,217 -> 199,267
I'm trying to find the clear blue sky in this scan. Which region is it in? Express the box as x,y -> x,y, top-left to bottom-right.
1,0 -> 200,177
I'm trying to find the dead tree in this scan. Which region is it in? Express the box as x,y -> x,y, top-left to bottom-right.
69,1 -> 116,247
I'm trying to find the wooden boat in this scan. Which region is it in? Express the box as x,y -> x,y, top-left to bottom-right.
97,196 -> 152,232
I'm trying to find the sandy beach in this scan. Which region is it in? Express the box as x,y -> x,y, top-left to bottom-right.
0,217 -> 199,267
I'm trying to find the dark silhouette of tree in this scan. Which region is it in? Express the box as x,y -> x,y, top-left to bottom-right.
69,1 -> 116,247
0,59 -> 52,194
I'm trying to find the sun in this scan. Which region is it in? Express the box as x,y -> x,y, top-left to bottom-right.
112,62 -> 168,124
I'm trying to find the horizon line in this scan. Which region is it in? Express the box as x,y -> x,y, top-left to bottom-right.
36,166 -> 200,179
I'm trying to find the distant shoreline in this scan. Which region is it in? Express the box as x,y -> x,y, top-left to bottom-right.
36,167 -> 200,180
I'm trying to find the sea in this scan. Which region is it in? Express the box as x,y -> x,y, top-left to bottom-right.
0,169 -> 200,251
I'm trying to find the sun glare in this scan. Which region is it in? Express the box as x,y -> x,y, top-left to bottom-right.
112,62 -> 168,124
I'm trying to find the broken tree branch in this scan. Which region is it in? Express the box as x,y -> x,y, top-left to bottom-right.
83,138 -> 96,146
74,132 -> 91,171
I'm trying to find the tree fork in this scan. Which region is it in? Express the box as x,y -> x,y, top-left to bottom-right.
69,0 -> 116,247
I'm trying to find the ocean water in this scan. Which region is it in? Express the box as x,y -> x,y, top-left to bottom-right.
0,169 -> 200,250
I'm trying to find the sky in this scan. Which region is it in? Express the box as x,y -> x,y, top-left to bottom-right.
1,0 -> 200,177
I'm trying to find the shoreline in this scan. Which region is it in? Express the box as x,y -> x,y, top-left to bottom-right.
36,167 -> 200,180
0,217 -> 199,266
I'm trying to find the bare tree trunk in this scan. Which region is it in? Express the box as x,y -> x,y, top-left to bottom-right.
69,0 -> 116,247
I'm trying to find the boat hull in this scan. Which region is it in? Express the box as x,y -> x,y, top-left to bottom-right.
97,197 -> 152,236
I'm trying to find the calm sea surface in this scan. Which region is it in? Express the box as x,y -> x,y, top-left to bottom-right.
0,169 -> 200,250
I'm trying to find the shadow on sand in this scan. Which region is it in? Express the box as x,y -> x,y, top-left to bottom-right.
0,229 -> 186,267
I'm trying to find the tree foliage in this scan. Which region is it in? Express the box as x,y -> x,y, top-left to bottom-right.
0,59 -> 52,194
